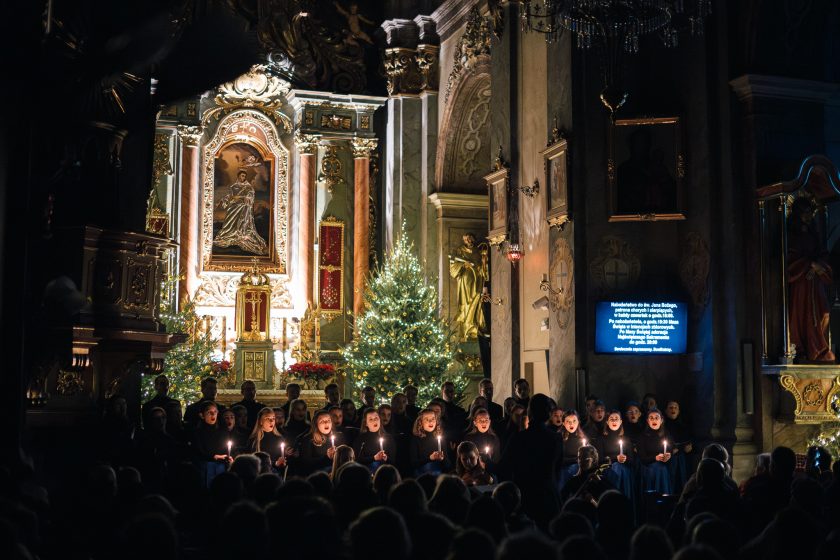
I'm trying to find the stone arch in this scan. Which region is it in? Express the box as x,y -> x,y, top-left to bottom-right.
435,56 -> 492,193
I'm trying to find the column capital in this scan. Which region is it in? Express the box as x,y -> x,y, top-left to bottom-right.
176,125 -> 204,146
294,131 -> 321,154
416,44 -> 440,92
351,137 -> 378,159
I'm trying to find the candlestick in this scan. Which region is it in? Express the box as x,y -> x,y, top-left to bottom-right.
619,439 -> 624,456
379,437 -> 384,452
331,435 -> 336,448
227,440 -> 232,457
437,435 -> 442,453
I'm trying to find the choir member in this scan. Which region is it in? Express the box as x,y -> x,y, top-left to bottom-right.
390,392 -> 413,475
664,399 -> 693,493
597,410 -> 635,501
191,401 -> 231,487
353,408 -> 396,473
360,386 -> 376,410
623,401 -> 644,443
231,404 -> 249,432
478,378 -> 505,428
463,407 -> 501,473
467,396 -> 490,421
377,404 -> 393,433
410,408 -> 449,476
272,406 -> 286,428
280,383 -> 303,420
500,403 -> 526,452
637,409 -> 672,494
331,405 -> 358,446
220,408 -> 247,456
440,381 -> 468,436
284,398 -> 310,443
136,406 -> 181,492
231,380 -> 268,430
583,400 -> 606,441
513,379 -> 531,410
163,400 -> 186,443
404,384 -> 420,421
456,441 -> 493,486
183,377 -> 225,429
548,406 -> 565,433
297,410 -> 344,475
641,393 -> 658,414
320,382 -> 341,412
341,398 -> 360,429
559,410 -> 586,489
141,374 -> 178,429
249,407 -> 289,471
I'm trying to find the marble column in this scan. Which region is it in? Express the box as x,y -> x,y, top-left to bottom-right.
295,133 -> 320,306
176,125 -> 203,307
351,138 -> 378,316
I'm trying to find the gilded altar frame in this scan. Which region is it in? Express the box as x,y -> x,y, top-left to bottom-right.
608,116 -> 686,223
485,163 -> 510,247
202,110 -> 289,273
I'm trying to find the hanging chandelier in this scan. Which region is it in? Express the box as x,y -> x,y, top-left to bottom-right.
521,1 -> 711,113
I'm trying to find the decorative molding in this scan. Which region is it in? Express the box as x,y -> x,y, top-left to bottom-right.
176,124 -> 204,146
589,236 -> 640,294
445,6 -> 493,104
549,237 -> 575,330
193,274 -> 292,309
318,145 -> 345,194
431,0 -> 484,42
351,137 -> 378,159
730,74 -> 840,105
679,232 -> 711,317
385,47 -> 424,96
416,44 -> 440,92
202,65 -> 293,133
294,131 -> 320,154
201,110 -> 289,274
428,192 -> 489,211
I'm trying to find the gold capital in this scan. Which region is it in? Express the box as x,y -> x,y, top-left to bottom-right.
351,137 -> 378,159
294,131 -> 321,155
176,125 -> 204,147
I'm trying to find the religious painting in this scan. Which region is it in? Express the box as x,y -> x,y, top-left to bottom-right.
608,116 -> 685,222
202,110 -> 289,274
485,166 -> 510,246
541,138 -> 569,229
212,142 -> 273,259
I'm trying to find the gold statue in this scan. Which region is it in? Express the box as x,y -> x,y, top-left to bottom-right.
449,234 -> 488,341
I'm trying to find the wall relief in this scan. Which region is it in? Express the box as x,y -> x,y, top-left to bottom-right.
679,232 -> 710,317
589,236 -> 641,295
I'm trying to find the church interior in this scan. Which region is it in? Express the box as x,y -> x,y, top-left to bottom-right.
2,1 -> 840,558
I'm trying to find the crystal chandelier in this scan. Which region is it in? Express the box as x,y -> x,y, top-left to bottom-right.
521,1 -> 711,113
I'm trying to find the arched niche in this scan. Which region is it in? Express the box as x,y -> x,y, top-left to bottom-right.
436,56 -> 492,193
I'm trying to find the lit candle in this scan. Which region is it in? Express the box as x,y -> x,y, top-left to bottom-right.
437,435 -> 442,453
485,446 -> 490,457
619,439 -> 624,456
379,437 -> 384,452
227,440 -> 232,457
280,442 -> 286,458
582,438 -> 587,447
331,435 -> 336,448
663,440 -> 668,455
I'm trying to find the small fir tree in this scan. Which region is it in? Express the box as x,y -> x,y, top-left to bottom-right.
341,230 -> 461,404
811,394 -> 840,458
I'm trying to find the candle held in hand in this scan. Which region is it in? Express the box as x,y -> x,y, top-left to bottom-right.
437,435 -> 442,454
582,438 -> 587,447
663,440 -> 668,455
331,435 -> 336,448
485,446 -> 490,456
619,439 -> 624,456
280,442 -> 286,457
379,437 -> 384,452
227,440 -> 232,457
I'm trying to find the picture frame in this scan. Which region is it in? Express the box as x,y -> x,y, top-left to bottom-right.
541,137 -> 569,229
201,110 -> 289,273
608,116 -> 685,222
485,162 -> 510,247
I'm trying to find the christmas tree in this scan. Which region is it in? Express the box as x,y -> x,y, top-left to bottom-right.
341,230 -> 461,405
810,394 -> 840,458
140,275 -> 229,406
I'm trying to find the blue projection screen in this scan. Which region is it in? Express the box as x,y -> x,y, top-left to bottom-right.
595,302 -> 688,354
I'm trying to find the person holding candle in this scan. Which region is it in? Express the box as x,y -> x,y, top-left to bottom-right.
664,399 -> 693,495
478,378 -> 505,429
330,405 -> 359,448
637,408 -> 673,495
190,401 -> 232,487
249,407 -> 291,471
456,440 -> 493,486
297,410 -> 344,475
410,408 -> 450,476
353,409 -> 396,473
220,408 -> 247,456
559,410 -> 586,491
463,407 -> 501,472
596,410 -> 636,503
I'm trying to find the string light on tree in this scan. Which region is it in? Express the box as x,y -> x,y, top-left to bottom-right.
341,226 -> 463,403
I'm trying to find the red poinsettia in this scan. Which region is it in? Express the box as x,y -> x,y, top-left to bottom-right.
288,362 -> 336,380
210,360 -> 232,376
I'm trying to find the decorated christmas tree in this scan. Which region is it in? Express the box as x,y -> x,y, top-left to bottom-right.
141,275 -> 230,406
342,230 -> 461,404
810,394 -> 840,458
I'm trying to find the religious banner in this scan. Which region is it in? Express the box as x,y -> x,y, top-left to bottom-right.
318,216 -> 345,315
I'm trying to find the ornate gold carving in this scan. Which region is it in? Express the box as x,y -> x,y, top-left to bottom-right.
203,65 -> 293,132
416,44 -> 440,92
146,134 -> 173,235
318,145 -> 345,194
194,274 -> 292,309
493,145 -> 508,171
549,238 -> 575,330
589,236 -> 640,294
294,131 -> 321,155
351,137 -> 378,159
360,114 -> 371,130
304,110 -> 315,126
679,232 -> 711,316
57,369 -> 85,396
369,152 -> 379,266
774,372 -> 840,424
487,232 -> 507,247
802,383 -> 825,407
201,110 -> 289,274
607,158 -> 616,182
445,6 -> 493,103
151,134 -> 173,186
677,154 -> 686,179
548,214 -> 570,231
320,113 -> 352,130
177,124 -> 204,146
385,47 -> 423,96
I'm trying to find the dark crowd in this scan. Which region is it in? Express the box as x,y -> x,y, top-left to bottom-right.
2,375 -> 839,560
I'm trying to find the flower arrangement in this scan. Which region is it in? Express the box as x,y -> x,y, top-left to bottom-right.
288,362 -> 336,381
210,359 -> 232,376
